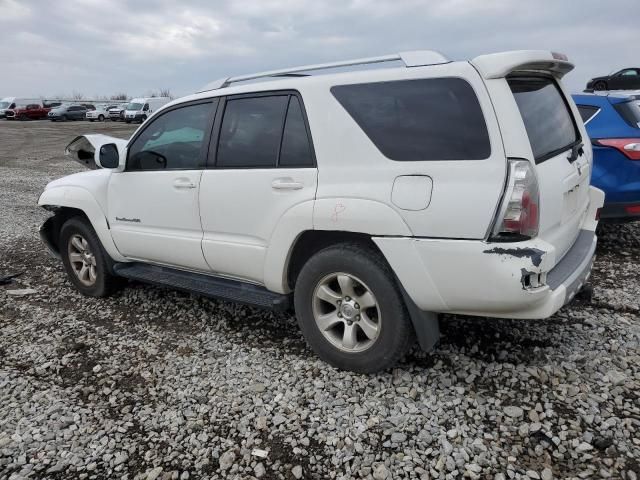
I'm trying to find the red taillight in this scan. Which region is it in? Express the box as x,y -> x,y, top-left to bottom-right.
626,204 -> 640,215
594,138 -> 640,160
491,159 -> 540,240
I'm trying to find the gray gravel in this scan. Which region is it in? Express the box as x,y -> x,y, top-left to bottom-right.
1,121 -> 639,479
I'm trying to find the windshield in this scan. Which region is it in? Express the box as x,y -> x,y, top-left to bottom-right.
508,76 -> 579,164
0,101 -> 10,109
127,102 -> 143,111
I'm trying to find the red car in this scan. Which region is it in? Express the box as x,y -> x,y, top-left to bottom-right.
6,104 -> 51,120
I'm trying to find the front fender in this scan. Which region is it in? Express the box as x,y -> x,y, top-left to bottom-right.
38,186 -> 126,262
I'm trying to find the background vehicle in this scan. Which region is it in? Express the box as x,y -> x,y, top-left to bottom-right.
587,68 -> 640,91
86,104 -> 118,122
124,97 -> 170,123
39,50 -> 602,372
573,93 -> 640,221
5,104 -> 50,120
0,97 -> 41,118
48,104 -> 87,121
108,103 -> 128,121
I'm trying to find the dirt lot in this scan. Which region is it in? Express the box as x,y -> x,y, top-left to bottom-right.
0,120 -> 639,480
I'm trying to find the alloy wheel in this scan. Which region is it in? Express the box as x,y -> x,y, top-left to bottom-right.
68,234 -> 97,286
312,272 -> 381,352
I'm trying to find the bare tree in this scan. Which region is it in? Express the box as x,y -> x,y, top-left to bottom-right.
159,88 -> 173,99
72,91 -> 85,100
110,92 -> 128,101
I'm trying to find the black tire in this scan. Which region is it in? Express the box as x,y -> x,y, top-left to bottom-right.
89,119 -> 94,122
294,243 -> 413,373
125,120 -> 131,124
62,115 -> 68,121
594,81 -> 608,91
98,115 -> 104,122
59,217 -> 124,297
140,115 -> 147,123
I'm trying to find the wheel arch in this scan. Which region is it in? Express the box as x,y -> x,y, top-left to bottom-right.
38,186 -> 125,262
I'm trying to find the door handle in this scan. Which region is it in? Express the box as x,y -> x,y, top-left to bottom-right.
271,178 -> 303,190
173,178 -> 197,189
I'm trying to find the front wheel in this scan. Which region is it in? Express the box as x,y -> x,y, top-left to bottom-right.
294,244 -> 413,373
60,217 -> 123,297
98,115 -> 104,122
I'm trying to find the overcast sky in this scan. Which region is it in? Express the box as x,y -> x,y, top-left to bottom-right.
1,0 -> 637,99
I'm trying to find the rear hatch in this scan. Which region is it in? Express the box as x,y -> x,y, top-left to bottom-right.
507,75 -> 590,261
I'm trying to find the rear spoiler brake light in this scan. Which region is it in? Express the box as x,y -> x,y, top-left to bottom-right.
471,50 -> 574,80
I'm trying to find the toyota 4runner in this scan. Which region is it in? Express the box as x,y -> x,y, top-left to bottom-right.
38,50 -> 604,372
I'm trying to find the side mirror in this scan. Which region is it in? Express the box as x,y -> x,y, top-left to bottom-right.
98,144 -> 119,169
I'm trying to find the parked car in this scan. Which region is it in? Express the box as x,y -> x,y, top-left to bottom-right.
81,103 -> 96,111
48,104 -> 87,121
5,103 -> 50,120
86,104 -> 119,122
124,97 -> 170,123
586,68 -> 640,91
0,97 -> 41,119
38,50 -> 603,372
108,103 -> 128,122
573,93 -> 640,221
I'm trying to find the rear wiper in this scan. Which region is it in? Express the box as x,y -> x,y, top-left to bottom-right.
567,142 -> 584,163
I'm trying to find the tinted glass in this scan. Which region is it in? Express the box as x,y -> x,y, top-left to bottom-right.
614,101 -> 640,128
128,102 -> 213,171
331,78 -> 490,161
279,96 -> 314,167
577,105 -> 600,124
217,96 -> 288,168
508,76 -> 578,163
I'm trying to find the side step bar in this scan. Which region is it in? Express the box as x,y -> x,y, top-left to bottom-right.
113,263 -> 291,311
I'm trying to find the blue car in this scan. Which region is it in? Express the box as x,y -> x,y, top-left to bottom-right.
572,93 -> 640,221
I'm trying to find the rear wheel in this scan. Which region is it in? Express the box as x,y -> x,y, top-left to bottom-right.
60,217 -> 123,297
294,244 -> 413,373
594,81 -> 608,91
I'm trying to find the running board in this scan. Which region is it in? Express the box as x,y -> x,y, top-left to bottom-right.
113,263 -> 291,311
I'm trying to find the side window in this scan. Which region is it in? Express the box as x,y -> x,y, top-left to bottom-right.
279,96 -> 314,167
216,96 -> 288,168
620,69 -> 637,77
577,105 -> 600,124
127,102 -> 214,171
143,103 -> 149,112
331,78 -> 491,161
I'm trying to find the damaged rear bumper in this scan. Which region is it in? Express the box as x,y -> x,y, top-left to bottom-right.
373,189 -> 603,320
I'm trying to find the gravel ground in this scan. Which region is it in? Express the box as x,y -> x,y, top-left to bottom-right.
0,121 -> 639,480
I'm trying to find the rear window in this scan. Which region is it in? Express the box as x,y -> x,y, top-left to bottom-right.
508,76 -> 579,163
577,105 -> 600,124
614,101 -> 640,128
331,78 -> 491,161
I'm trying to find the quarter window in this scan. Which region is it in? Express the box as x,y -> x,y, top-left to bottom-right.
577,105 -> 600,124
331,78 -> 491,161
127,102 -> 214,171
279,96 -> 314,167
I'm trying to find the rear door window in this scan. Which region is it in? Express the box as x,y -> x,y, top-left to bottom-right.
331,78 -> 491,161
508,76 -> 580,163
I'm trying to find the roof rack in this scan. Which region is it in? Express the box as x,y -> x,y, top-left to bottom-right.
197,50 -> 450,93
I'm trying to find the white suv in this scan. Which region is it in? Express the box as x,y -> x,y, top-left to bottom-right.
38,50 -> 604,372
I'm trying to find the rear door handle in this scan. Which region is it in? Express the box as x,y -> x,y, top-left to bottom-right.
173,178 -> 197,189
271,178 -> 303,190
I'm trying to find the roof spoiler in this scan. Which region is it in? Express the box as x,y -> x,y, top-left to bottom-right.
471,50 -> 574,79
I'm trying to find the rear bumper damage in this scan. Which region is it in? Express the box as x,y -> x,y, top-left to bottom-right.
374,186 -> 604,320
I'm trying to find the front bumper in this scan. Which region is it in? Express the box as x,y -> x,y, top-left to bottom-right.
125,113 -> 145,122
374,186 -> 604,320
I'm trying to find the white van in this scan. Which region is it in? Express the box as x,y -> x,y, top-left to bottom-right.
124,97 -> 170,123
0,97 -> 41,118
